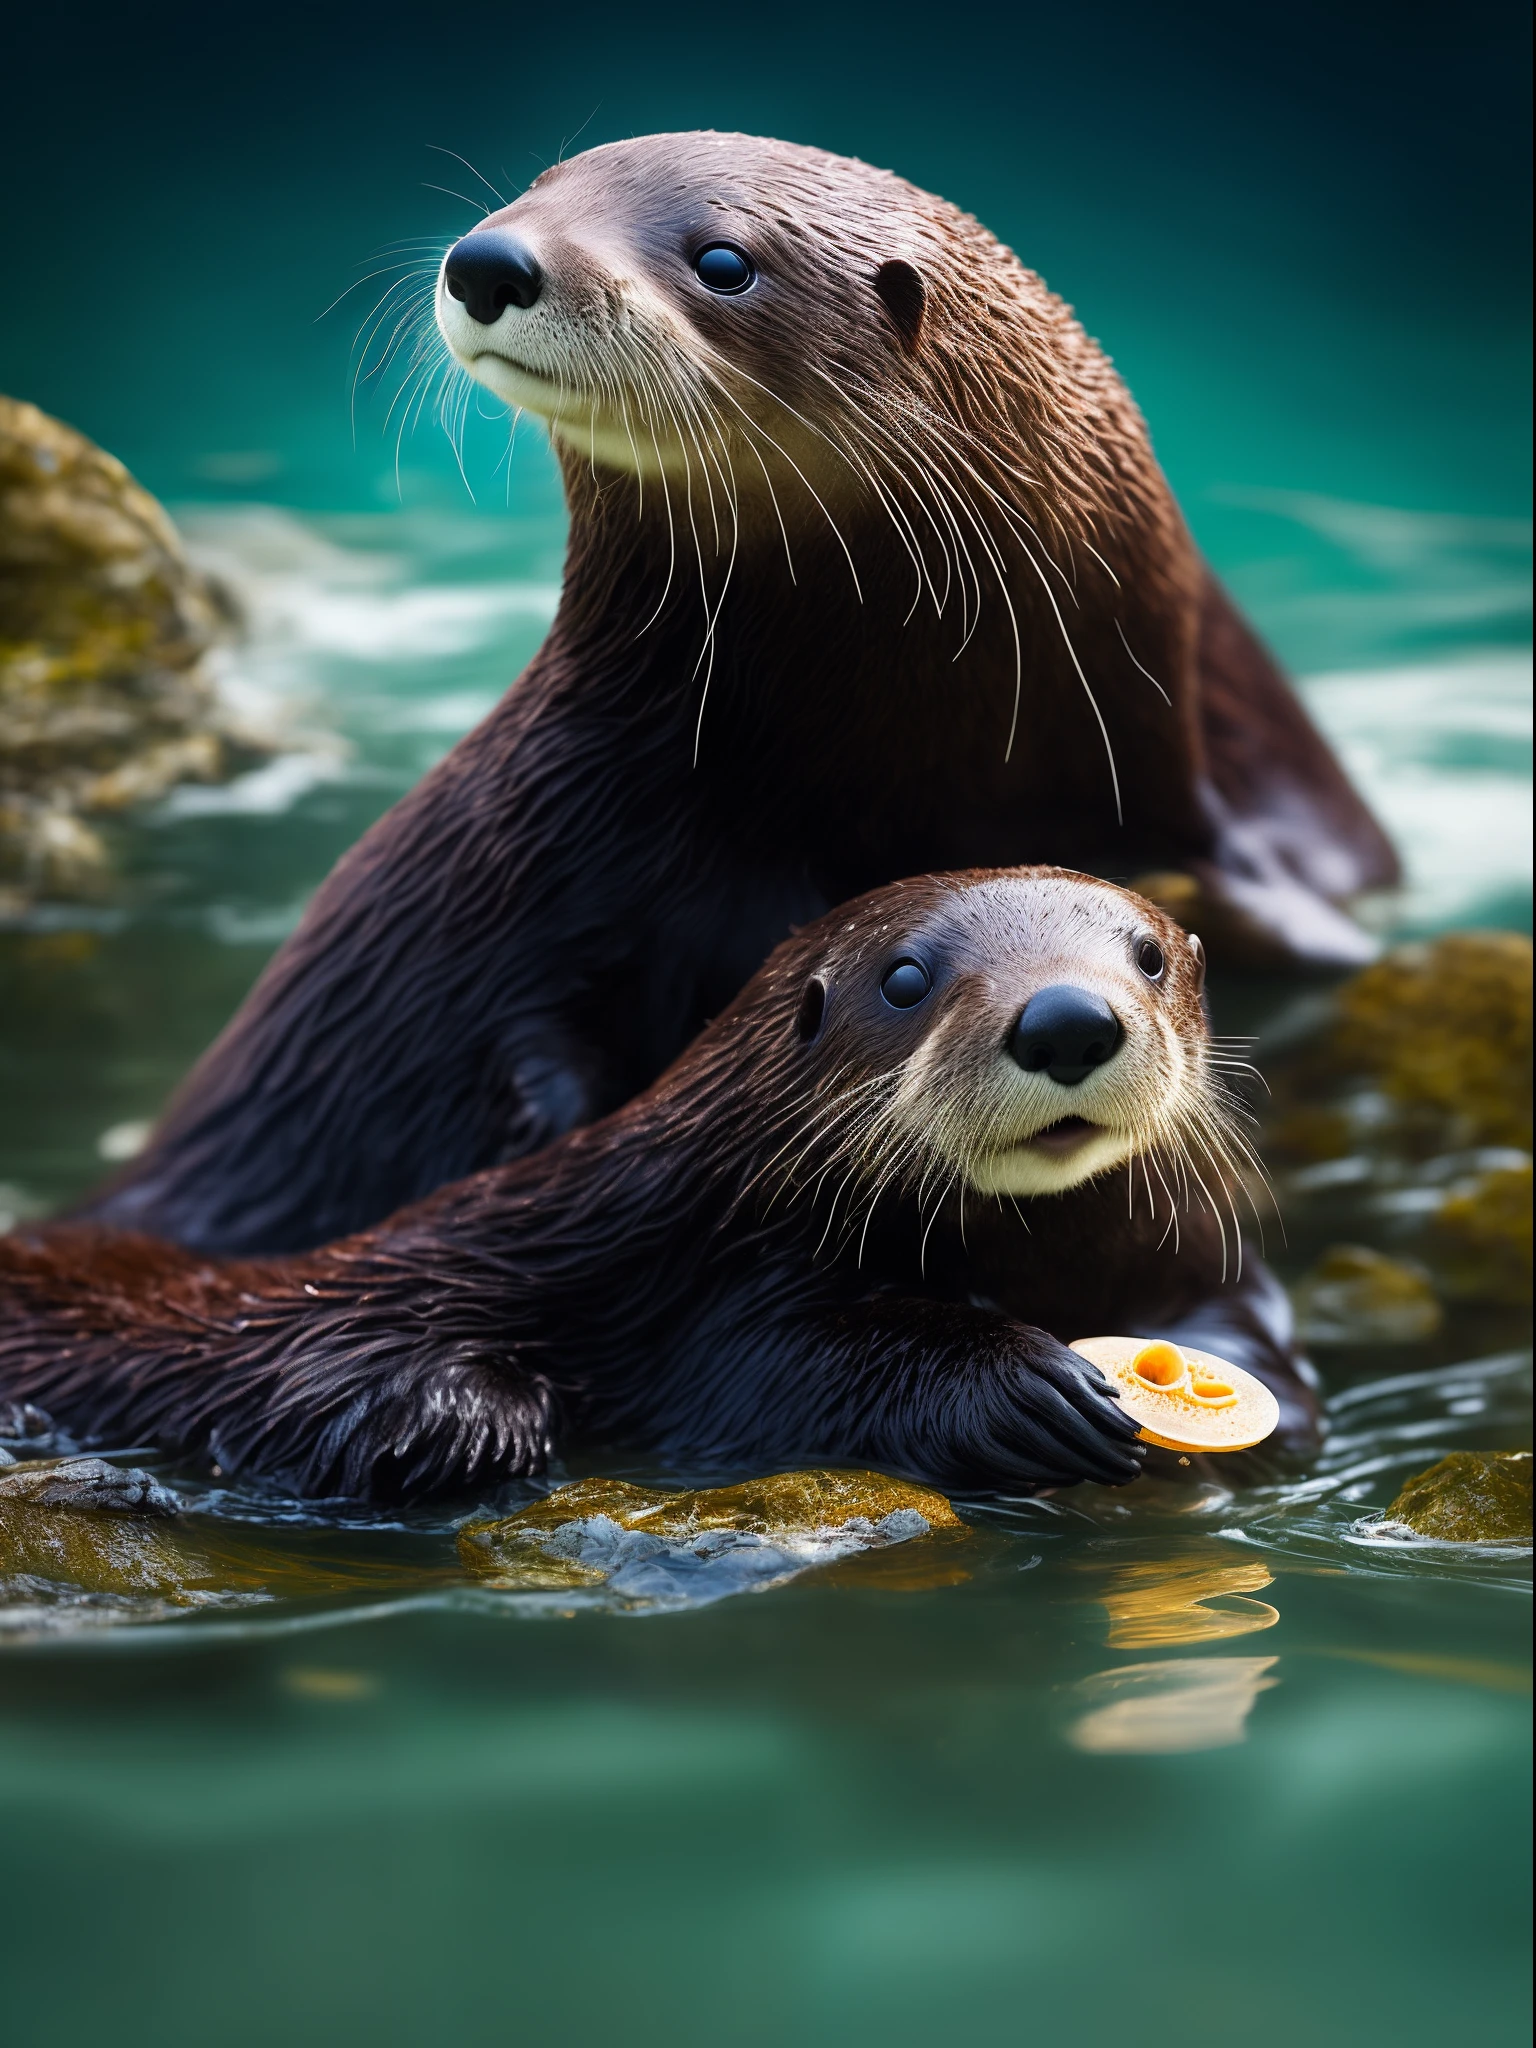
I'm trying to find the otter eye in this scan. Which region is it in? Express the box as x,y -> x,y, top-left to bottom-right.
1136,937 -> 1166,981
693,244 -> 755,294
880,958 -> 931,1009
796,977 -> 827,1043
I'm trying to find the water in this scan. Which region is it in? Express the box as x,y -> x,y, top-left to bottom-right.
0,5 -> 1530,2041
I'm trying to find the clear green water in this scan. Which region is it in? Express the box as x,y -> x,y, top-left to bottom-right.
0,6 -> 1530,2042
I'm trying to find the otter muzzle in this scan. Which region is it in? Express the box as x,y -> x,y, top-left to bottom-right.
444,229 -> 544,324
1008,984 -> 1123,1086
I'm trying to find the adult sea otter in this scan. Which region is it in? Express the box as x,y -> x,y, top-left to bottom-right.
83,132 -> 1396,1254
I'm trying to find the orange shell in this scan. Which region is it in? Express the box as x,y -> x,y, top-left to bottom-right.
1069,1337 -> 1281,1454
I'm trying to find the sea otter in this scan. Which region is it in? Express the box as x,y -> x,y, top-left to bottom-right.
4,871 -> 1316,1503
83,131 -> 1395,1255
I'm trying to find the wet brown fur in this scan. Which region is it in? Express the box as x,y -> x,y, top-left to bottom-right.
82,133 -> 1396,1254
4,870 -> 1316,1503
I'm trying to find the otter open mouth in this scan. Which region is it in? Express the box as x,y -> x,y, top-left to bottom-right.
1023,1116 -> 1101,1156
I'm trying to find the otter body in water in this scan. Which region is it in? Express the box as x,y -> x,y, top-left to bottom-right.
84,133 -> 1394,1254
4,871 -> 1316,1502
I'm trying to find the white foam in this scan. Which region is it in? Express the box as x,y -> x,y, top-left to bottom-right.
1301,651 -> 1532,927
157,752 -> 349,819
182,504 -> 558,666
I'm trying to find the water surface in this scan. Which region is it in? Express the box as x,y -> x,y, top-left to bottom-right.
0,10 -> 1530,2041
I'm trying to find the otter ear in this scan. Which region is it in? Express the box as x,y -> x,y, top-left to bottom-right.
874,260 -> 926,354
796,976 -> 828,1044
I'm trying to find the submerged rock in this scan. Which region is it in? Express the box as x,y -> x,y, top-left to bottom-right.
1292,1244 -> 1443,1344
460,1469 -> 964,1607
0,1499 -> 460,1622
0,395 -> 268,895
0,1455 -> 206,1607
0,1455 -> 181,1514
1381,1452 -> 1532,1544
1329,933 -> 1532,1152
1265,934 -> 1533,1307
1430,1162 -> 1534,1307
1,1491 -> 202,1601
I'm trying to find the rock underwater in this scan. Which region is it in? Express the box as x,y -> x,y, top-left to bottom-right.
0,395 -> 270,899
1268,932 -> 1533,1313
0,1453 -> 968,1634
460,1470 -> 968,1609
1292,1244 -> 1444,1346
1330,933 -> 1532,1151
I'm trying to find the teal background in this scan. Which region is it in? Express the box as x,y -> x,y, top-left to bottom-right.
0,5 -> 1530,2044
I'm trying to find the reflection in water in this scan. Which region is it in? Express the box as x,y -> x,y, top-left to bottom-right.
1315,1649 -> 1532,1694
0,51 -> 1528,2040
1069,1657 -> 1281,1754
281,1666 -> 380,1702
1092,1553 -> 1281,1648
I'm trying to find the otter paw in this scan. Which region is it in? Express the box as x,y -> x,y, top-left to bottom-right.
986,1335 -> 1145,1488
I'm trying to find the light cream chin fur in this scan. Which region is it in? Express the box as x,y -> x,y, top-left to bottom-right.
966,1122 -> 1140,1197
437,272 -> 688,479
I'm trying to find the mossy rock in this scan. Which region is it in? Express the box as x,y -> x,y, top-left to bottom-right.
0,395 -> 267,893
0,1502 -> 208,1598
0,1503 -> 461,1608
1430,1162 -> 1533,1306
1292,1244 -> 1442,1345
0,1457 -> 459,1608
0,1461 -> 204,1598
1329,933 -> 1532,1150
460,1469 -> 962,1595
1383,1452 -> 1532,1544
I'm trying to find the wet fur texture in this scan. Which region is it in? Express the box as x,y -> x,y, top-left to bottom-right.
83,133 -> 1395,1254
2,871 -> 1317,1504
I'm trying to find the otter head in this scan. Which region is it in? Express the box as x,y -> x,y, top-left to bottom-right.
432,131 -> 1123,530
773,868 -> 1227,1214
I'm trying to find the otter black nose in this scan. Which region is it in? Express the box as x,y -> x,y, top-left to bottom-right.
443,230 -> 543,323
1009,984 -> 1123,1086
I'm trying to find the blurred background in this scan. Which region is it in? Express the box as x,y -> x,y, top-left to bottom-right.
0,4 -> 1530,2044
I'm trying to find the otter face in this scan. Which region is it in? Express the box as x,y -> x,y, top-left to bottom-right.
431,131 -> 1013,490
790,870 -> 1223,1206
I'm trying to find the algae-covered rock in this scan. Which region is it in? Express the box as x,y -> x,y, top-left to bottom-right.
0,1455 -> 181,1513
1263,934 -> 1532,1307
0,1456 -> 203,1602
460,1469 -> 963,1606
1329,933 -> 1532,1150
0,395 -> 267,894
0,1501 -> 207,1598
1430,1162 -> 1533,1307
0,1462 -> 461,1615
1292,1244 -> 1443,1344
1382,1451 -> 1532,1544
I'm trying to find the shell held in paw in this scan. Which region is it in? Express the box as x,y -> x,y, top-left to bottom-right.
1070,1337 -> 1281,1454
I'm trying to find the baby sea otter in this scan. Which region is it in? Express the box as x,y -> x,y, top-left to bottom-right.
81,131 -> 1396,1256
4,871 -> 1315,1503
